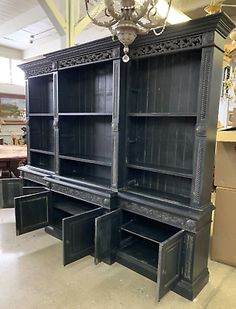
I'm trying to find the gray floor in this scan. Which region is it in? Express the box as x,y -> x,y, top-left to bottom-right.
0,208 -> 236,309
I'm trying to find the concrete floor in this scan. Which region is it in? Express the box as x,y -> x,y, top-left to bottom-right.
0,209 -> 236,309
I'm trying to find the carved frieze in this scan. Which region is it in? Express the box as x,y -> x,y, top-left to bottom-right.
130,35 -> 203,58
58,48 -> 118,69
120,201 -> 197,232
25,64 -> 53,79
23,172 -> 47,185
51,183 -> 111,208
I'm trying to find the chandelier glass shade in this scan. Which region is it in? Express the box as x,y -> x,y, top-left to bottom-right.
85,0 -> 172,62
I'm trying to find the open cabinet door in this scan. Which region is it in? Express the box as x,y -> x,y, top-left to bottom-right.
63,208 -> 104,266
0,178 -> 22,208
15,191 -> 50,235
157,230 -> 184,301
95,209 -> 121,265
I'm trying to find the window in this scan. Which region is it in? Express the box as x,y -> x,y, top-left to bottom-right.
11,59 -> 25,85
0,57 -> 11,83
0,57 -> 25,85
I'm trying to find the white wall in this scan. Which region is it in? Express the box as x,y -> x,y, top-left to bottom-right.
0,45 -> 23,59
0,83 -> 25,95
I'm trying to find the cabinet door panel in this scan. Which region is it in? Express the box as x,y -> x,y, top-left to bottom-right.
95,209 -> 121,265
0,178 -> 23,208
157,230 -> 184,301
15,191 -> 50,235
63,208 -> 104,266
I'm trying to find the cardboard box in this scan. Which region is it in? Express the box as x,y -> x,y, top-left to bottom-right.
214,129 -> 236,188
211,187 -> 236,267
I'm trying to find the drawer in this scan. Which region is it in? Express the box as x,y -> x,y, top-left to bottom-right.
95,209 -> 184,301
22,171 -> 49,186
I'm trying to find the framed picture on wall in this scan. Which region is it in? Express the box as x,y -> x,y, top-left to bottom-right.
0,93 -> 26,145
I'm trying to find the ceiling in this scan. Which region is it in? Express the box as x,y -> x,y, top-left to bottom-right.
0,0 -> 235,59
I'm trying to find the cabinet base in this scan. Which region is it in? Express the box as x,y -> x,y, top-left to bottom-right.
172,269 -> 209,300
45,225 -> 62,240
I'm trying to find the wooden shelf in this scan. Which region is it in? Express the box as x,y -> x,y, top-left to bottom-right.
121,221 -> 176,244
60,173 -> 111,188
127,163 -> 192,179
30,148 -> 55,156
128,113 -> 197,117
59,154 -> 112,167
29,113 -> 54,117
53,201 -> 94,215
124,187 -> 190,206
59,113 -> 112,116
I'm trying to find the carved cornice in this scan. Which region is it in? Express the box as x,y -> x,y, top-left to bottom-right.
19,59 -> 53,79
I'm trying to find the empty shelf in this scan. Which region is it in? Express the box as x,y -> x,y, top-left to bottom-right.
29,113 -> 54,117
54,201 -> 95,215
127,163 -> 192,179
59,113 -> 112,116
121,220 -> 177,244
128,113 -> 197,117
125,187 -> 190,206
30,149 -> 55,155
59,155 -> 112,167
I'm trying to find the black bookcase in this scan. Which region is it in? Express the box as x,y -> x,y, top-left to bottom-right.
13,13 -> 235,302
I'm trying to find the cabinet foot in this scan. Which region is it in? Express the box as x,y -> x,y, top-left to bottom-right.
172,268 -> 209,300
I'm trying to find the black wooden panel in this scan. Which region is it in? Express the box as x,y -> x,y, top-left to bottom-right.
0,178 -> 22,208
30,117 -> 54,152
95,209 -> 121,265
30,152 -> 54,171
157,230 -> 184,301
58,62 -> 113,113
15,191 -> 50,235
63,208 -> 104,266
28,75 -> 53,113
22,186 -> 47,195
59,116 -> 112,162
127,51 -> 201,114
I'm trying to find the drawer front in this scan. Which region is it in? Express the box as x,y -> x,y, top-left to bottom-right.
23,171 -> 48,186
50,182 -> 113,209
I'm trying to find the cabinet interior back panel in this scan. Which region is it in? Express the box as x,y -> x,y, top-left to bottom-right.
28,75 -> 53,113
30,117 -> 54,152
59,116 -> 112,162
58,62 -> 113,113
30,152 -> 54,171
128,50 -> 201,113
128,117 -> 196,173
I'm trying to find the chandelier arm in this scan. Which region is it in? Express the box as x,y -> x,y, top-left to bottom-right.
85,1 -> 117,27
152,0 -> 172,30
136,19 -> 164,30
104,0 -> 122,20
132,0 -> 151,22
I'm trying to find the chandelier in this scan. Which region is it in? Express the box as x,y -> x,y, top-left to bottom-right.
85,0 -> 172,62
